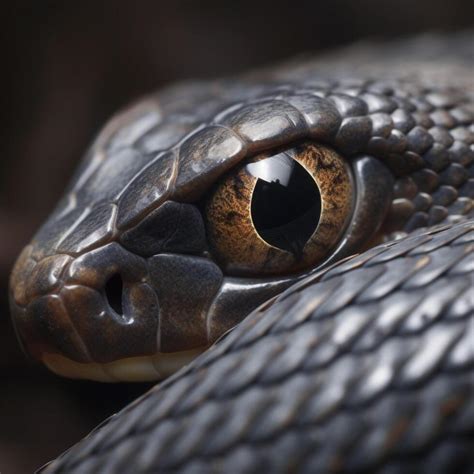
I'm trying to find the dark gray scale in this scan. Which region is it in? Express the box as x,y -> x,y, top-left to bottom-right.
11,63 -> 473,369
6,32 -> 474,474
39,221 -> 474,474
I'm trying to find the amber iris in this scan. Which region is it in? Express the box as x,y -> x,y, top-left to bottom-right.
205,142 -> 353,276
249,154 -> 321,256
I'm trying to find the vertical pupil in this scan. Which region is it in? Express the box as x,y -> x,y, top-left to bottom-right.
248,154 -> 321,256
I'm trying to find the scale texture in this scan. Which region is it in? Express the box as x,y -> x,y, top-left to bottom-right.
41,220 -> 474,473
9,33 -> 474,366
7,34 -> 474,472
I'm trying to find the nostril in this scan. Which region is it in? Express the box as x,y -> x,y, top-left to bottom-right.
105,273 -> 124,315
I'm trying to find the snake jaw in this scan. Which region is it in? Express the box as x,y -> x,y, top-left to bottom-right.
9,229 -> 296,381
9,208 -> 302,382
42,349 -> 205,382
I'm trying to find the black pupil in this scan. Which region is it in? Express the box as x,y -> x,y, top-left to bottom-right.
248,153 -> 321,256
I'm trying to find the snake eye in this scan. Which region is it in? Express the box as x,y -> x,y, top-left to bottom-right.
205,142 -> 353,275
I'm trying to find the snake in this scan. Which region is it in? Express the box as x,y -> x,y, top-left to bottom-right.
8,33 -> 474,472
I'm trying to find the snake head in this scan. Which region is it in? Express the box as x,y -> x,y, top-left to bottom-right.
11,74 -> 470,382
10,93 -> 309,382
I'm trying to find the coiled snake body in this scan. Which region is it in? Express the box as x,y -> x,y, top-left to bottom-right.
9,34 -> 474,472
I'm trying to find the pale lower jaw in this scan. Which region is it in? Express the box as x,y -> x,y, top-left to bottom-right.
42,347 -> 206,382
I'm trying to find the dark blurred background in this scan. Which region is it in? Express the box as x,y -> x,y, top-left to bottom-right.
1,1 -> 473,472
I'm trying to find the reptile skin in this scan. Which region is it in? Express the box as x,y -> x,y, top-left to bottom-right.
8,34 -> 474,471
9,34 -> 474,372
41,221 -> 474,473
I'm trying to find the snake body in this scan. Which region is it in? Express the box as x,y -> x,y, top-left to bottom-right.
42,221 -> 473,473
8,34 -> 474,472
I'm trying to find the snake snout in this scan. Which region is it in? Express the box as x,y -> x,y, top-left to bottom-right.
10,245 -> 76,361
9,242 -> 164,381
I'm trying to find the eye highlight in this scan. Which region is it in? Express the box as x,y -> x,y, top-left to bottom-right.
249,153 -> 322,255
205,143 -> 353,275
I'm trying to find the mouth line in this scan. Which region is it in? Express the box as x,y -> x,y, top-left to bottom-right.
42,347 -> 207,382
